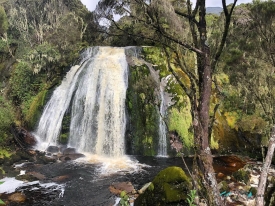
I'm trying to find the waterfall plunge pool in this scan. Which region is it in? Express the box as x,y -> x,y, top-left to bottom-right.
0,154 -> 246,206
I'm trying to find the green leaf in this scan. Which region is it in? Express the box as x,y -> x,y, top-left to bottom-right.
0,199 -> 5,205
123,194 -> 129,200
119,198 -> 125,205
120,190 -> 126,198
0,181 -> 4,185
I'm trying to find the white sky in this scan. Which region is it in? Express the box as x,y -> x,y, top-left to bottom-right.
81,0 -> 253,12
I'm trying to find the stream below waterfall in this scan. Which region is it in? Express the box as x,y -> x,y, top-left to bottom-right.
0,154 -> 246,206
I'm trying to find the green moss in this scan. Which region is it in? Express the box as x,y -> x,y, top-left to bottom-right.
0,167 -> 5,175
148,182 -> 154,191
126,64 -> 159,155
0,148 -> 12,158
135,166 -> 191,205
24,89 -> 48,128
232,168 -> 250,184
168,101 -> 193,150
211,112 -> 240,153
153,166 -> 189,184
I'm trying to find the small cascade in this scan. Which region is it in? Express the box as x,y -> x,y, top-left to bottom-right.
145,61 -> 171,156
33,47 -> 128,157
157,77 -> 168,156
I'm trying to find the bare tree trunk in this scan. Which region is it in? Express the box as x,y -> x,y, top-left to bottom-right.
256,125 -> 275,206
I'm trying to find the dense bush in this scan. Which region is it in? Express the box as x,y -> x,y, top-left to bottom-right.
0,95 -> 14,143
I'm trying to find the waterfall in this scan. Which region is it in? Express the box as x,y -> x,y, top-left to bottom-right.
142,60 -> 171,157
158,78 -> 167,156
34,47 -> 128,157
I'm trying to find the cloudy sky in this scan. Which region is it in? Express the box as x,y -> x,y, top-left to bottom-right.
80,0 -> 253,12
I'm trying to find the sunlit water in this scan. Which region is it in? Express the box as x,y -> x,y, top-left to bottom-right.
76,154 -> 149,176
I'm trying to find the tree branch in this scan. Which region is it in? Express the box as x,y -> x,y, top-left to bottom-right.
212,0 -> 238,69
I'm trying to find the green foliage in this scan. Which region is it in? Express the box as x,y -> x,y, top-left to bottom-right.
187,189 -> 196,206
142,47 -> 168,78
26,43 -> 61,74
126,64 -> 159,155
232,168 -> 250,184
218,181 -> 229,193
59,133 -> 69,144
119,191 -> 130,206
0,95 -> 14,143
237,115 -> 267,134
0,198 -> 4,205
0,5 -> 8,35
9,62 -> 33,103
0,148 -> 12,158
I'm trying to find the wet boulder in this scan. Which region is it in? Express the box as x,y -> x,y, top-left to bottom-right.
59,153 -> 85,161
62,147 -> 76,155
8,193 -> 26,203
36,155 -> 56,164
47,146 -> 59,153
135,166 -> 191,205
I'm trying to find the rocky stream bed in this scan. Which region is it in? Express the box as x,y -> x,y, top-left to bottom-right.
0,147 -> 275,206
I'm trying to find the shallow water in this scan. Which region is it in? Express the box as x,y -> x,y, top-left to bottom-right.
0,155 -> 244,206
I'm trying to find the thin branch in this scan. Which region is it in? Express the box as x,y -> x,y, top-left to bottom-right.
174,9 -> 199,26
212,0 -> 238,69
163,47 -> 192,99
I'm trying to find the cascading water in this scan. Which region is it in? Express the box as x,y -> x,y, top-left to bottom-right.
157,77 -> 168,156
142,61 -> 171,157
33,47 -> 128,157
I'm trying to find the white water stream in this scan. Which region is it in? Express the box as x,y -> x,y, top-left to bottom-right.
34,47 -> 128,157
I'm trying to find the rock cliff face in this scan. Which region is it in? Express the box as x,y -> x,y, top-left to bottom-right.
124,46 -> 265,157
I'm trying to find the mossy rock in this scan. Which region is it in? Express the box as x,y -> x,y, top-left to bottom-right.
16,151 -> 33,161
135,166 -> 191,205
9,154 -> 21,164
